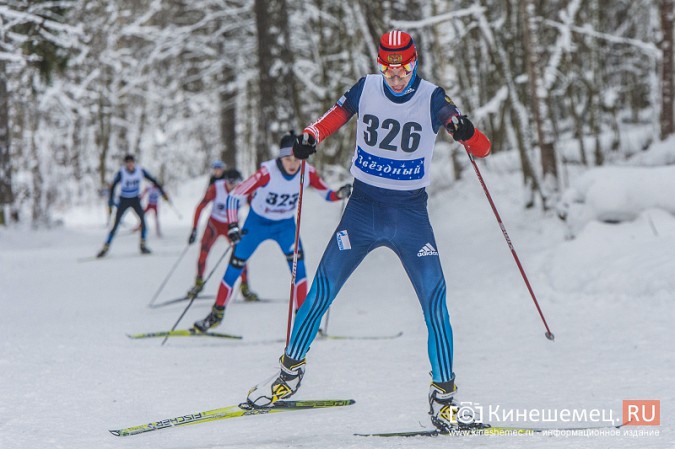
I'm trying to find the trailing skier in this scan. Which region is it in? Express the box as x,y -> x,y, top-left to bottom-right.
131,184 -> 164,237
192,131 -> 351,333
187,163 -> 258,300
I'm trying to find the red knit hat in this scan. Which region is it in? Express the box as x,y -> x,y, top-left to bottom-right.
377,30 -> 417,66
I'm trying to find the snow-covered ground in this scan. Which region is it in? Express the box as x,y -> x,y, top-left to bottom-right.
1,166 -> 672,449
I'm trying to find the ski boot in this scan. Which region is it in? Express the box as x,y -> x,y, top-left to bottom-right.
193,305 -> 225,333
240,282 -> 259,302
247,354 -> 306,408
428,377 -> 469,432
96,243 -> 110,258
187,277 -> 205,298
140,240 -> 152,254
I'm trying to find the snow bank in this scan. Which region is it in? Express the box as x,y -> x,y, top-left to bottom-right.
557,165 -> 675,236
546,208 -> 675,298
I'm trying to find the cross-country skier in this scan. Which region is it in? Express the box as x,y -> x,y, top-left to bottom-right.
192,131 -> 352,332
97,154 -> 168,258
187,165 -> 259,301
134,184 -> 163,237
246,30 -> 491,433
208,159 -> 226,185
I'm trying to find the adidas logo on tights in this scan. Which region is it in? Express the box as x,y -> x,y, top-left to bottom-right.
417,243 -> 439,257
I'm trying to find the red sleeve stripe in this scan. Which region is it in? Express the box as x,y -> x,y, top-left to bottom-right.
231,167 -> 269,197
226,196 -> 239,223
226,167 -> 270,222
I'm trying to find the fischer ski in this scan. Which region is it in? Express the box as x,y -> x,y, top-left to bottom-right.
110,399 -> 356,437
356,426 -> 536,437
356,422 -> 629,437
149,294 -> 216,308
126,329 -> 242,339
318,329 -> 403,340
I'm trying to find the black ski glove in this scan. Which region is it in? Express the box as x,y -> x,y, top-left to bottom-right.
293,132 -> 317,160
227,223 -> 242,244
188,228 -> 197,245
336,183 -> 352,199
446,115 -> 475,141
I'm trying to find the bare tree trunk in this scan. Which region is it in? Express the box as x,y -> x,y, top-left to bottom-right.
214,8 -> 240,171
511,110 -> 540,209
0,59 -> 13,225
71,114 -> 84,182
589,0 -> 604,164
521,0 -> 557,209
96,92 -> 112,188
567,81 -> 589,166
30,110 -> 44,225
253,1 -> 273,165
660,0 -> 675,140
254,0 -> 296,165
133,104 -> 146,155
219,86 -> 237,169
360,0 -> 387,44
472,1 -> 544,207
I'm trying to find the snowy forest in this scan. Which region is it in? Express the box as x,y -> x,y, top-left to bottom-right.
0,0 -> 674,225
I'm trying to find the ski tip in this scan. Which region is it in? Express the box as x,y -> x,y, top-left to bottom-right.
354,429 -> 439,437
207,332 -> 244,340
109,429 -> 122,437
275,399 -> 356,408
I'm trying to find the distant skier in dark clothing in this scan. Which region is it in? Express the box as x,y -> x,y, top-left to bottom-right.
133,184 -> 163,237
97,154 -> 168,258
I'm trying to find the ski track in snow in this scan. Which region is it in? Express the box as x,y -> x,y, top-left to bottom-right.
0,173 -> 672,449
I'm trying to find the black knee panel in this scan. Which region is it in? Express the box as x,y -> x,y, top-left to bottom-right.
285,250 -> 304,262
229,254 -> 247,269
